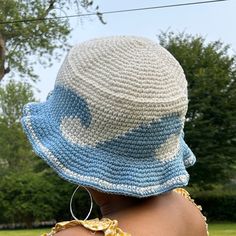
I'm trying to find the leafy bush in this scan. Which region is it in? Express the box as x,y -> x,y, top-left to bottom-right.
191,190 -> 236,222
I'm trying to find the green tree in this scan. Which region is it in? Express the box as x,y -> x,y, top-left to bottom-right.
0,168 -> 100,226
0,0 -> 101,81
158,32 -> 236,188
0,171 -> 59,227
0,80 -> 35,123
0,80 -> 36,173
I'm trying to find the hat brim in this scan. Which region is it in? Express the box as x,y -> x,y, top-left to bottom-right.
21,97 -> 195,198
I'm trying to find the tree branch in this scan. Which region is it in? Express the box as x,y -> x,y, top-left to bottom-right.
0,34 -> 10,81
40,0 -> 57,18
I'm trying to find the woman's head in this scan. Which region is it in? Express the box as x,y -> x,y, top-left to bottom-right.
21,36 -> 195,197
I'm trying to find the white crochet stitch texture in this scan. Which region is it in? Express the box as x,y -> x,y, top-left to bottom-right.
57,36 -> 188,155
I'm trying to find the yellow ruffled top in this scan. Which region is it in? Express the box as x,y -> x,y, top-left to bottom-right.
41,217 -> 130,236
42,188 -> 208,236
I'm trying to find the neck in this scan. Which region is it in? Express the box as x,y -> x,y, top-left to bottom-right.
89,188 -> 143,217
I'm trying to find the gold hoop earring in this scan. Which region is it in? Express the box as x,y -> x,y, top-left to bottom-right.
70,185 -> 93,221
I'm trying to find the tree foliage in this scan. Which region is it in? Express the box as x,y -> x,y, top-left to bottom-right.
0,80 -> 35,123
0,80 -> 36,174
0,171 -> 59,227
0,0 -> 99,81
159,32 -> 236,188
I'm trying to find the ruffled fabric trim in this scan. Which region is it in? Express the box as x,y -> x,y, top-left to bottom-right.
41,217 -> 131,236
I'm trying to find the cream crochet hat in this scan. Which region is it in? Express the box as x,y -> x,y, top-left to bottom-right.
21,36 -> 196,197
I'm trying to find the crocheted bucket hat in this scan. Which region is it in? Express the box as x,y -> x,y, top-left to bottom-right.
21,36 -> 196,197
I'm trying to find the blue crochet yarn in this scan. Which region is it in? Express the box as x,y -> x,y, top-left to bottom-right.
21,85 -> 195,197
46,85 -> 92,128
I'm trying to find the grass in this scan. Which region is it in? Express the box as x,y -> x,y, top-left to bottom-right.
208,223 -> 236,236
0,228 -> 50,236
0,223 -> 236,235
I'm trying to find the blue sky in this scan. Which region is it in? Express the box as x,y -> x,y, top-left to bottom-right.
34,0 -> 235,101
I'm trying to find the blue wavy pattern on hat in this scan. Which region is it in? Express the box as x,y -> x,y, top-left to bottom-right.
42,85 -> 182,156
48,86 -> 92,128
96,116 -> 182,159
21,85 -> 195,197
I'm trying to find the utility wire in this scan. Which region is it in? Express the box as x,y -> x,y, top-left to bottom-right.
0,0 -> 229,25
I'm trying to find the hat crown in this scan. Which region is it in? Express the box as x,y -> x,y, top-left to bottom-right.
56,36 -> 187,103
52,36 -> 188,148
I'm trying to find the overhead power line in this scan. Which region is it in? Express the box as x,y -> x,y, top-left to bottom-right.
0,0 -> 229,25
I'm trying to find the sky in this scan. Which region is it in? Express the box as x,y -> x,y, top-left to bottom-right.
33,0 -> 236,101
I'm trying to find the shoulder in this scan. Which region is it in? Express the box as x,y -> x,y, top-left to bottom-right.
114,189 -> 208,236
54,225 -> 103,236
164,189 -> 208,235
